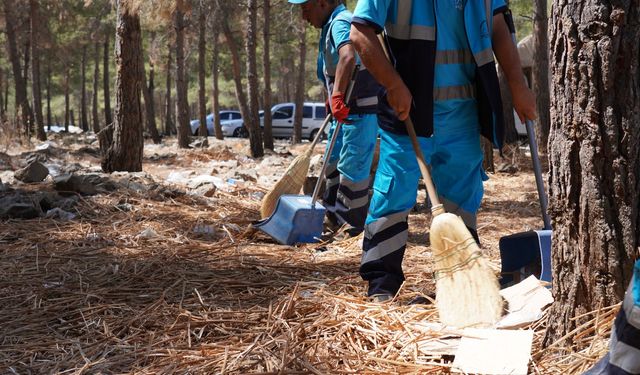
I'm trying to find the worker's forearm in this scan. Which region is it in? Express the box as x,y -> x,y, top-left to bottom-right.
350,23 -> 403,91
334,44 -> 357,94
492,15 -> 528,93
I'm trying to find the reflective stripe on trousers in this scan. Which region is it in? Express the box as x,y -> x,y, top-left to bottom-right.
360,127 -> 485,297
323,114 -> 378,231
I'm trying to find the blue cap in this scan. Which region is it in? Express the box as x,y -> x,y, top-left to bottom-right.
288,0 -> 309,3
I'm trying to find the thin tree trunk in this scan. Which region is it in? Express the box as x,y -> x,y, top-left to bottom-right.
0,68 -> 4,122
103,32 -> 113,125
70,109 -> 75,127
262,0 -> 273,150
174,3 -> 190,148
140,32 -> 160,144
81,45 -> 89,132
46,61 -> 52,130
2,0 -> 32,133
164,46 -> 174,136
211,28 -> 223,140
2,69 -> 7,115
64,67 -> 70,132
245,0 -> 263,157
544,0 -> 640,346
532,0 -> 550,155
92,40 -> 100,133
292,25 -> 306,144
197,2 -> 208,138
221,14 -> 251,145
102,0 -> 144,173
29,0 -> 45,140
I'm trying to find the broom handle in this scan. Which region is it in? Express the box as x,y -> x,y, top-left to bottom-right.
310,64 -> 360,206
309,114 -> 333,150
405,117 -> 445,216
375,34 -> 444,215
525,119 -> 552,230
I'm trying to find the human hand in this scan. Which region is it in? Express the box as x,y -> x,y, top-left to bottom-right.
331,92 -> 352,124
387,79 -> 412,121
512,84 -> 537,123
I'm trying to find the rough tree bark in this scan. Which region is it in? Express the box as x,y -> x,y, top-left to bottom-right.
102,0 -> 144,173
532,0 -> 550,155
46,62 -> 52,130
92,41 -> 100,133
197,1 -> 208,138
64,67 -> 70,132
544,0 -> 640,346
2,0 -> 32,133
262,0 -> 273,150
174,1 -> 191,148
103,32 -> 113,125
30,0 -> 46,141
245,0 -> 264,157
0,69 -> 4,121
292,24 -> 306,144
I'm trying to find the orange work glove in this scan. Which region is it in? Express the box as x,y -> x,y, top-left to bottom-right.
330,92 -> 352,124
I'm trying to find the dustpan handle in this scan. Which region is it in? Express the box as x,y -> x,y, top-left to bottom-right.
525,119 -> 552,230
310,64 -> 360,206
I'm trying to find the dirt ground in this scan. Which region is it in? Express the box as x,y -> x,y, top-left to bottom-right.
0,135 -> 609,374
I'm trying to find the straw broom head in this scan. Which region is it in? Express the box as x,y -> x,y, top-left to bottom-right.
260,148 -> 313,218
430,212 -> 503,328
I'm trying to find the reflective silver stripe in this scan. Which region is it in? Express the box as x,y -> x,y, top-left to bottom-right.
433,84 -> 476,101
484,0 -> 492,31
609,334 -> 640,373
435,49 -> 474,65
474,47 -> 495,66
356,96 -> 378,107
340,176 -> 370,192
396,0 -> 413,27
365,209 -> 411,238
442,197 -> 477,230
386,24 -> 435,41
361,230 -> 408,265
337,191 -> 370,209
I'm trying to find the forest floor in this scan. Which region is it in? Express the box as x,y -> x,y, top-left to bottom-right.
0,133 -> 612,374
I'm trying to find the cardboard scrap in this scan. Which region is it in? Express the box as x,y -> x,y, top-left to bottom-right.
497,275 -> 554,329
452,328 -> 534,375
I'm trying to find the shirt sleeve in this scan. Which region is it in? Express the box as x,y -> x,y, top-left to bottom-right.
492,0 -> 508,14
352,0 -> 392,33
331,18 -> 352,50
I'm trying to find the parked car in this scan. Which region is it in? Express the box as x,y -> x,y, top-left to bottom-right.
267,102 -> 327,141
189,110 -> 245,137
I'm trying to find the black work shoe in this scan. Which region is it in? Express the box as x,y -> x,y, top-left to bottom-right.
369,293 -> 394,303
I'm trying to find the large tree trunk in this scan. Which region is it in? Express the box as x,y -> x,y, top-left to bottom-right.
81,45 -> 89,132
140,33 -> 161,144
174,2 -> 190,148
102,0 -> 144,173
292,24 -> 306,145
2,0 -> 32,133
532,0 -> 550,155
164,46 -> 174,136
92,41 -> 100,133
245,0 -> 263,157
211,26 -> 223,140
197,3 -> 208,138
544,0 -> 640,346
262,0 -> 273,150
221,12 -> 251,146
30,0 -> 45,141
103,32 -> 113,125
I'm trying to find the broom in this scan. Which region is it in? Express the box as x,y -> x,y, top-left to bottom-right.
405,116 -> 502,327
374,31 -> 501,326
260,65 -> 360,219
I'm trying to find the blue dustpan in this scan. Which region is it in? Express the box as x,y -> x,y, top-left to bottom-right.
253,195 -> 326,245
500,119 -> 553,287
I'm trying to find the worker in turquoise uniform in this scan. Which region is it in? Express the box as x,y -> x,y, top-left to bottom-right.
584,259 -> 640,375
350,0 -> 537,300
288,0 -> 381,236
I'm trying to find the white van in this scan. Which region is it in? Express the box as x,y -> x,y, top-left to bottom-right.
268,102 -> 328,141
